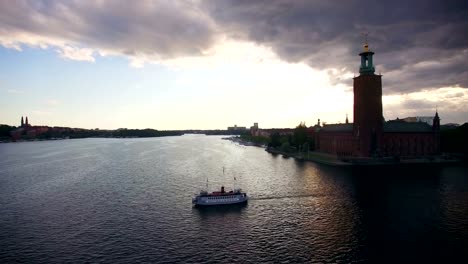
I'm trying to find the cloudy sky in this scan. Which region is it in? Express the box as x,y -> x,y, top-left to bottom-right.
1,0 -> 467,129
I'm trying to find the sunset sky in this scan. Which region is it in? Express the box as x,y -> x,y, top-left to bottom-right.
1,0 -> 467,130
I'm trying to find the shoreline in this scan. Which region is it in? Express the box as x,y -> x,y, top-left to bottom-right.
0,135 -> 183,144
265,147 -> 464,167
225,136 -> 463,167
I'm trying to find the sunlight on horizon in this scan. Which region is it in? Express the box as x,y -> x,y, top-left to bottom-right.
1,39 -> 467,129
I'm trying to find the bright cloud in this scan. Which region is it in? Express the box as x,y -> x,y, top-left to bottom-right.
46,99 -> 60,106
56,46 -> 95,62
383,86 -> 468,122
7,89 -> 24,94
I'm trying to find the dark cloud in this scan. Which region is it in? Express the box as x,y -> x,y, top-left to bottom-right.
0,0 -> 217,58
1,0 -> 467,94
204,0 -> 468,93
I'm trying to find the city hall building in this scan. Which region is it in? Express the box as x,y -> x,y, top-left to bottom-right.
315,42 -> 440,158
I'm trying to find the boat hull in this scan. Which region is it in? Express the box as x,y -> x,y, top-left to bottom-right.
193,193 -> 248,207
194,199 -> 248,207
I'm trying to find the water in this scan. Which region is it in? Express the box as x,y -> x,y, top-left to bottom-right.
0,136 -> 467,263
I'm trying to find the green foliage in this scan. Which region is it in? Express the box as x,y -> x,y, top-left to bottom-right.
240,135 -> 270,145
280,142 -> 291,152
268,123 -> 316,152
2,126 -> 183,141
269,133 -> 290,148
293,121 -> 308,147
0,125 -> 16,138
114,129 -> 181,138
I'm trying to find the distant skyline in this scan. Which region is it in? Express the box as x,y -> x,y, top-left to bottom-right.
1,1 -> 467,130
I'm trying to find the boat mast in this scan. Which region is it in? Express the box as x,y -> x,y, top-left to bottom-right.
224,166 -> 236,190
223,166 -> 227,190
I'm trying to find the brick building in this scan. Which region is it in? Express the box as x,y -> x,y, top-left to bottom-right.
316,41 -> 440,158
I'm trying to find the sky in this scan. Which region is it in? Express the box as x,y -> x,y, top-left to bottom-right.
1,0 -> 467,130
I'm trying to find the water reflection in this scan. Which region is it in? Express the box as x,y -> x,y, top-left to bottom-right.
347,165 -> 459,262
0,137 -> 466,263
193,203 -> 248,218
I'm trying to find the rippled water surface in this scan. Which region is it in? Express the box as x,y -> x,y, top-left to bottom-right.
1,136 -> 467,263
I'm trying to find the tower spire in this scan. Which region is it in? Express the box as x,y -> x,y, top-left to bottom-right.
21,116 -> 24,127
433,109 -> 440,131
362,31 -> 369,52
359,32 -> 375,75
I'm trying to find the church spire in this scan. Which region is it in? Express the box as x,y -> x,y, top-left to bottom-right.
433,110 -> 440,131
21,116 -> 24,127
346,114 -> 349,124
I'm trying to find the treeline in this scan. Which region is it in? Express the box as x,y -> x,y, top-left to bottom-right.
49,128 -> 182,139
0,125 -> 15,140
113,129 -> 182,138
182,130 -> 249,135
241,122 -> 314,153
0,125 -> 252,141
0,125 -> 183,141
269,122 -> 315,153
240,135 -> 270,145
441,123 -> 468,154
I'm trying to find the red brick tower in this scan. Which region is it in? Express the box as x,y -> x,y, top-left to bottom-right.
353,41 -> 383,157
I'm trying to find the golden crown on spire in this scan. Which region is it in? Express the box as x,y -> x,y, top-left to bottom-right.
362,31 -> 369,52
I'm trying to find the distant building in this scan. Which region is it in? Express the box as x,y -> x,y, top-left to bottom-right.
401,116 -> 434,126
20,115 -> 31,128
441,123 -> 460,130
250,123 -> 294,137
314,41 -> 440,158
250,122 -> 259,135
10,116 -> 50,140
227,125 -> 247,131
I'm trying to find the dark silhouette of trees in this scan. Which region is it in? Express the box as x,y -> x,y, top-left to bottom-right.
293,122 -> 308,147
240,135 -> 270,145
269,133 -> 282,148
441,123 -> 468,154
0,125 -> 15,139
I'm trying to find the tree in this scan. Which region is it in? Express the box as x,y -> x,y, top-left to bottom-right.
441,123 -> 468,154
293,122 -> 308,147
269,132 -> 282,148
0,125 -> 15,138
280,142 -> 291,152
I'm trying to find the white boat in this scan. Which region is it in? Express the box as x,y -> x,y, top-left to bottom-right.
192,186 -> 248,207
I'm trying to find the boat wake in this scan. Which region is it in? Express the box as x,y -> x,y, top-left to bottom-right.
249,193 -> 321,201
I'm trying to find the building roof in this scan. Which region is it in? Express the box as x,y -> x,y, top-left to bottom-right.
401,116 -> 434,126
321,123 -> 353,132
384,121 -> 432,133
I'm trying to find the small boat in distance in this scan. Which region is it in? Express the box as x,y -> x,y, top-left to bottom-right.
192,186 -> 248,207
